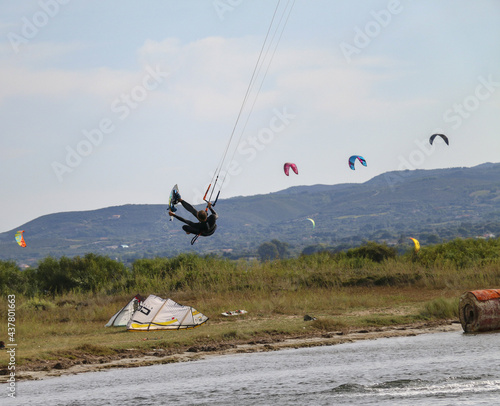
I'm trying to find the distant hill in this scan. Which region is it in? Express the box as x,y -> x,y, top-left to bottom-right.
2,163 -> 500,265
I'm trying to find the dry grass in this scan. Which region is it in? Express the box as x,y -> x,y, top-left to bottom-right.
2,241 -> 499,372
0,286 -> 464,370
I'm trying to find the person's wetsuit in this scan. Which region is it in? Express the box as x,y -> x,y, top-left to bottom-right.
171,200 -> 217,235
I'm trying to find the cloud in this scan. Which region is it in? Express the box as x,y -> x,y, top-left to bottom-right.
135,37 -> 409,124
0,40 -> 85,62
0,35 -> 443,127
0,65 -> 138,106
137,36 -> 264,121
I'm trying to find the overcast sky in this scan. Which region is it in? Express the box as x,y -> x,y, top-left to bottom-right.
1,0 -> 499,233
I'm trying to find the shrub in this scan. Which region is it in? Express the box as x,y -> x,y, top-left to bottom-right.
0,260 -> 29,295
346,242 -> 397,263
420,297 -> 459,319
21,297 -> 56,311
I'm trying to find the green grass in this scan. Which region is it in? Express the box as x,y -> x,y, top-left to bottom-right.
420,297 -> 459,319
1,239 -> 500,371
0,286 -> 464,369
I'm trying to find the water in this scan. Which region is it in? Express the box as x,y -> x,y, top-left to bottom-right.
8,330 -> 500,405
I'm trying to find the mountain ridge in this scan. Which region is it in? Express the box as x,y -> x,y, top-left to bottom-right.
2,163 -> 500,264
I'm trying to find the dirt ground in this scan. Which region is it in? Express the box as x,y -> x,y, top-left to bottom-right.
2,320 -> 462,382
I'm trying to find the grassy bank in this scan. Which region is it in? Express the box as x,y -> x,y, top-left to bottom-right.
1,286 -> 458,373
1,239 -> 499,375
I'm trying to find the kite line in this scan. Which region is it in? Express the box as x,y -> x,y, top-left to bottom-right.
203,0 -> 295,207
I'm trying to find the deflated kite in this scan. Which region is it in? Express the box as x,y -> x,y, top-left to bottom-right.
409,237 -> 420,252
429,134 -> 449,145
349,155 -> 367,170
284,162 -> 298,176
15,230 -> 26,248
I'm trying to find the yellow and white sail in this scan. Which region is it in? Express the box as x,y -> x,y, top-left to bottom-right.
127,295 -> 208,331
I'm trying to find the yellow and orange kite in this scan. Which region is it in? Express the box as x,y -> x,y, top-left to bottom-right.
15,230 -> 26,247
408,237 -> 420,252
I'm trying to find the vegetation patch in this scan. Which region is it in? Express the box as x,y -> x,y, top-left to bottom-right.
311,318 -> 348,332
420,297 -> 459,319
20,297 -> 56,311
74,344 -> 117,357
0,238 -> 499,377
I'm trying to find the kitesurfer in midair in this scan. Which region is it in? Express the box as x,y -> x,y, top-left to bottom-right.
169,191 -> 218,236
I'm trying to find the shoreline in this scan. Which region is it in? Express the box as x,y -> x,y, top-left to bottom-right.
7,320 -> 462,382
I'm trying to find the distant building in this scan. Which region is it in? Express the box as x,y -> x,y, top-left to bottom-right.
476,233 -> 495,239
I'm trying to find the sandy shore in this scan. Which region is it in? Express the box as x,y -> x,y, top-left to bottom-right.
7,320 -> 462,382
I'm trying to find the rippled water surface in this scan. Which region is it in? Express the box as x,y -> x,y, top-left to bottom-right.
10,329 -> 500,405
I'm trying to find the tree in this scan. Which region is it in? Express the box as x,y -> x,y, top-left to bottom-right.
0,260 -> 27,295
257,240 -> 290,261
347,241 -> 396,263
33,254 -> 128,294
35,256 -> 78,294
270,239 -> 290,259
258,242 -> 279,261
426,234 -> 440,244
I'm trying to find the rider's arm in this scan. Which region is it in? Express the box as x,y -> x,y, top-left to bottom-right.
208,206 -> 218,219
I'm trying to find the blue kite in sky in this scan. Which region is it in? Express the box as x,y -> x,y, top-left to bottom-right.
348,155 -> 367,170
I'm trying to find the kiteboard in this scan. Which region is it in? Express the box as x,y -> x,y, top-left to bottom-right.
221,310 -> 247,317
168,184 -> 179,221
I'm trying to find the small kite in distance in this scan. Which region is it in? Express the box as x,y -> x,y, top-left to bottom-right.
409,237 -> 420,252
349,155 -> 367,170
429,133 -> 449,145
15,230 -> 26,247
307,218 -> 315,229
284,162 -> 298,176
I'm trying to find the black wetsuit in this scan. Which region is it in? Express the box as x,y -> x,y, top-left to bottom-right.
172,200 -> 217,235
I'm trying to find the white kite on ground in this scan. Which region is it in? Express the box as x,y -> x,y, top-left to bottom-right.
127,295 -> 208,331
105,294 -> 144,327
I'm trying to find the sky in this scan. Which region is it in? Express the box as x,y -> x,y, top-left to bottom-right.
1,0 -> 500,233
